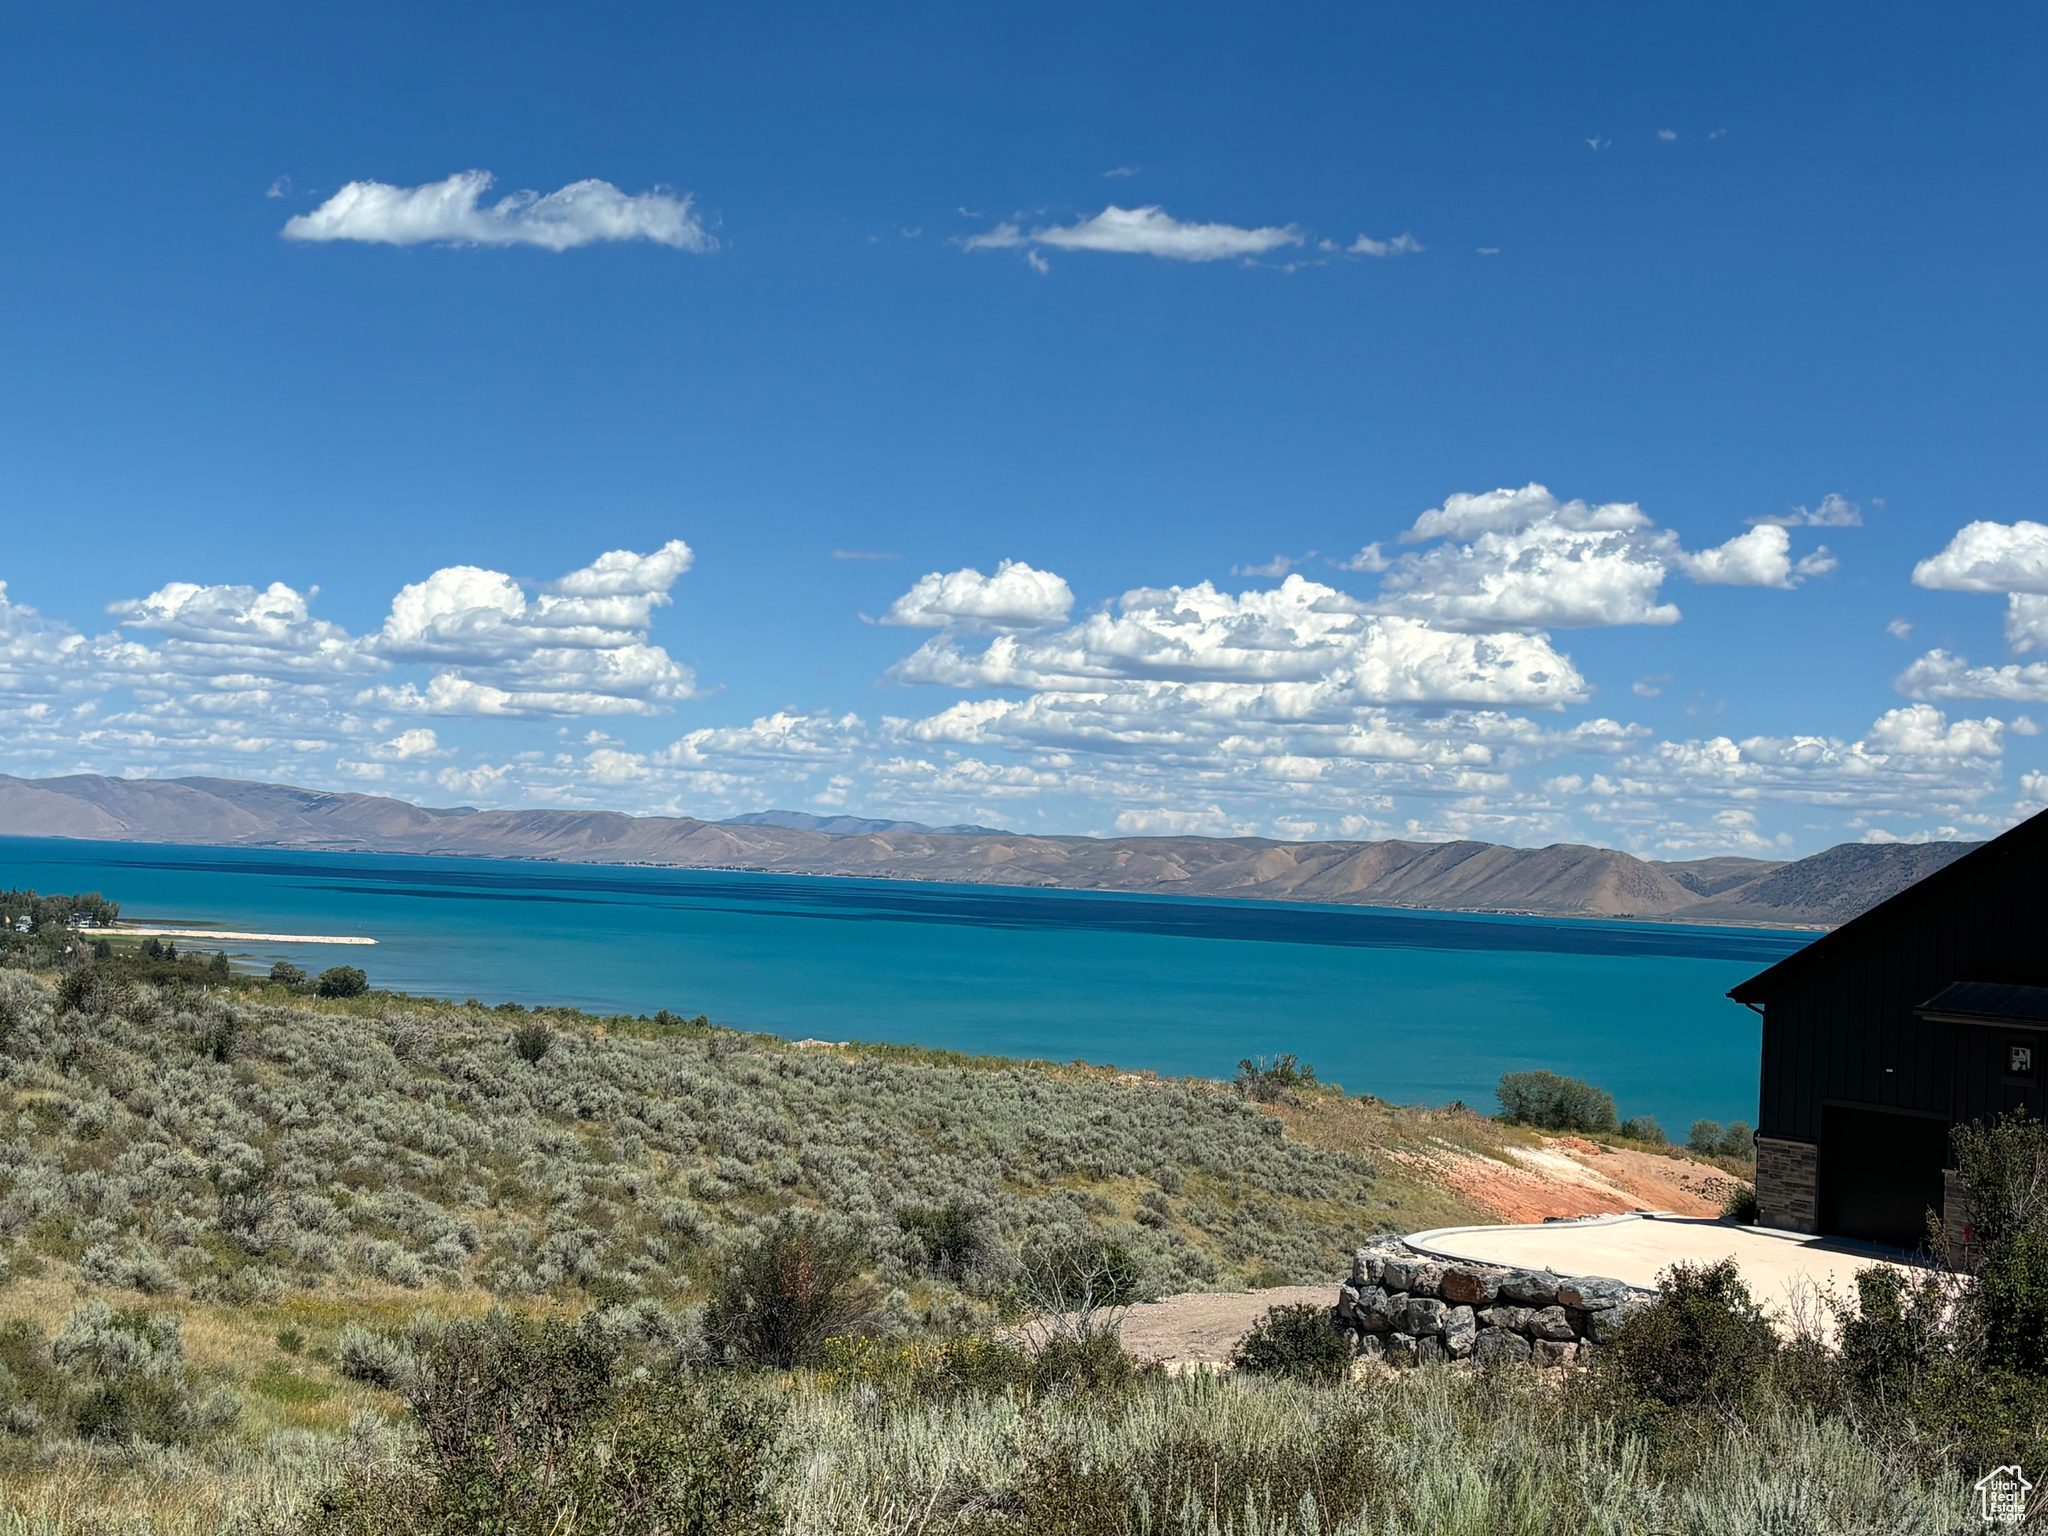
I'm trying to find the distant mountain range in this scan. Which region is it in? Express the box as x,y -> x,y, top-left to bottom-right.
722,810 -> 1011,836
0,773 -> 1983,929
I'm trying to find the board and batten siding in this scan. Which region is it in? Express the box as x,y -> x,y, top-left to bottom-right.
1737,811 -> 2048,1150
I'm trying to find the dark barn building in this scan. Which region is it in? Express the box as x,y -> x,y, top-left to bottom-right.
1732,809 -> 2048,1250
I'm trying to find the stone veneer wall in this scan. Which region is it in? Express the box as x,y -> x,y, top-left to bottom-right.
1943,1168 -> 1979,1272
1754,1135 -> 1817,1234
1335,1237 -> 1654,1368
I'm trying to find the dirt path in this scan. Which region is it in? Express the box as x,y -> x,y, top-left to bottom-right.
1391,1136 -> 1742,1223
1108,1128 -> 1748,1367
1115,1284 -> 1343,1368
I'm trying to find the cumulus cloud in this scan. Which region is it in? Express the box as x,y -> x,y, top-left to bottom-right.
1373,483 -> 1833,629
106,581 -> 371,676
1350,233 -> 1422,256
1751,493 -> 1861,528
1912,520 -> 2048,594
1605,705 -> 2004,810
282,170 -> 714,252
1675,524 -> 1835,586
882,560 -> 1074,631
890,574 -> 1587,707
0,583 -> 87,695
1895,649 -> 2048,703
366,541 -> 695,716
964,205 -> 1303,263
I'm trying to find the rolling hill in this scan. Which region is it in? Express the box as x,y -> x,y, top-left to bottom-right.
0,772 -> 1987,928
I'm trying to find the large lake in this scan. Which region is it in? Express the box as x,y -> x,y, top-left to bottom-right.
0,836 -> 1807,1132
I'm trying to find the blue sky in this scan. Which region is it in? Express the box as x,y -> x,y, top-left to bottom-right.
3,1 -> 2047,854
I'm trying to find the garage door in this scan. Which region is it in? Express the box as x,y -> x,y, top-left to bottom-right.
1819,1106 -> 1949,1249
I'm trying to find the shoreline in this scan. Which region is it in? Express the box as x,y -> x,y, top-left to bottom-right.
1,830 -> 1830,937
94,924 -> 376,946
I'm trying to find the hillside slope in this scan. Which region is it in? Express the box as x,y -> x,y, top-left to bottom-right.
0,771 -> 1987,927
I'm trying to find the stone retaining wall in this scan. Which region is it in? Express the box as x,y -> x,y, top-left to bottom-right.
1335,1237 -> 1655,1368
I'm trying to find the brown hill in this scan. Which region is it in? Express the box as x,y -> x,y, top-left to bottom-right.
0,772 -> 1969,928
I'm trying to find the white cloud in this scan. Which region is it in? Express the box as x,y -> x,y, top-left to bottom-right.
882,560 -> 1074,631
1751,493 -> 1861,528
1378,504 -> 1679,630
1658,129 -> 1678,141
1895,649 -> 2048,703
1232,555 -> 1297,577
1887,618 -> 1914,639
1398,484 -> 1643,543
1337,543 -> 1389,573
1373,483 -> 1832,630
662,711 -> 868,769
366,541 -> 696,716
1608,705 -> 2004,810
890,574 -> 1587,707
1674,524 -> 1836,586
372,728 -> 442,760
1350,233 -> 1422,256
1912,520 -> 2048,594
964,205 -> 1303,263
106,581 -> 371,677
0,583 -> 87,695
2010,595 -> 2048,651
282,170 -> 714,252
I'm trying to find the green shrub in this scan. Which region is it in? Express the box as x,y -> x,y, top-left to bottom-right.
1619,1115 -> 1665,1145
1234,1054 -> 1317,1103
511,1020 -> 555,1063
1977,1229 -> 2048,1374
1718,1120 -> 1754,1159
316,966 -> 369,998
1721,1183 -> 1759,1224
1689,1118 -> 1723,1155
308,1310 -> 779,1535
705,1215 -> 877,1370
48,1302 -> 239,1446
1496,1070 -> 1618,1134
1021,1236 -> 1148,1320
1837,1265 -> 1951,1394
338,1324 -> 414,1392
1031,1326 -> 1144,1396
269,960 -> 307,986
1232,1302 -> 1353,1382
897,1201 -> 996,1281
1601,1259 -> 1777,1410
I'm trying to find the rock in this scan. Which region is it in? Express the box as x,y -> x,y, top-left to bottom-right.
1563,1306 -> 1592,1337
1403,1297 -> 1448,1337
1527,1306 -> 1575,1342
1498,1270 -> 1560,1307
1416,1336 -> 1445,1365
1356,1332 -> 1385,1363
1472,1327 -> 1532,1365
1478,1304 -> 1530,1334
1533,1338 -> 1578,1368
1557,1277 -> 1628,1311
1385,1332 -> 1418,1366
1359,1287 -> 1401,1331
1444,1305 -> 1477,1358
1350,1248 -> 1384,1287
1337,1284 -> 1362,1322
1587,1300 -> 1650,1345
1439,1267 -> 1500,1306
1379,1258 -> 1419,1293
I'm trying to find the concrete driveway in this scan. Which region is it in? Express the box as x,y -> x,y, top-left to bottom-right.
1406,1212 -> 1929,1330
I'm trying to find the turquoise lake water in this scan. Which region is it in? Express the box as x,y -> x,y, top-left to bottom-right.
0,836 -> 1807,1132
